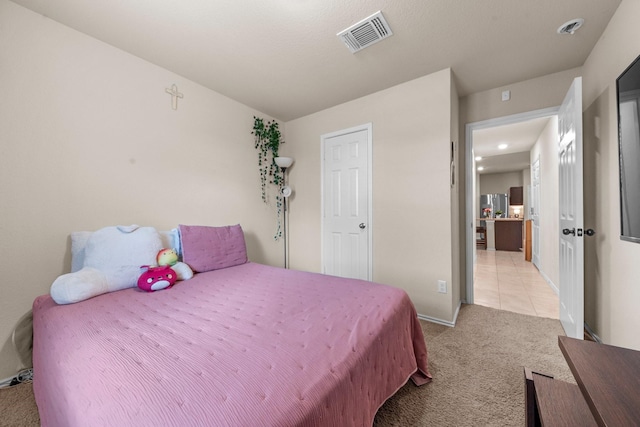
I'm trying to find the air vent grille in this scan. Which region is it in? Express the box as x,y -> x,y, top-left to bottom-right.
337,11 -> 393,53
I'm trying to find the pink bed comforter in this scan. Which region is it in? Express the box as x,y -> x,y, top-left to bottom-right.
33,262 -> 430,426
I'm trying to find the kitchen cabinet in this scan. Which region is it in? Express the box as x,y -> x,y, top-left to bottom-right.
510,186 -> 523,205
495,219 -> 523,251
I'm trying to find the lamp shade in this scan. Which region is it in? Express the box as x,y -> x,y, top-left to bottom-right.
275,157 -> 294,168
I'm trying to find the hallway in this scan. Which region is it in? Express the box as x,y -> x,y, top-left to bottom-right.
473,249 -> 559,319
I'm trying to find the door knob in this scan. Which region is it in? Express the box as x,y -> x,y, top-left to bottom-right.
359,223 -> 366,229
585,229 -> 596,236
562,228 -> 576,236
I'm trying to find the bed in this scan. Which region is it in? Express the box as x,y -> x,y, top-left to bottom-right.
32,225 -> 430,426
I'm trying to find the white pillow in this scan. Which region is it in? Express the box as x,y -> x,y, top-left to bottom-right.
51,267 -> 109,305
83,225 -> 162,292
51,225 -> 163,304
70,231 -> 92,273
71,228 -> 181,272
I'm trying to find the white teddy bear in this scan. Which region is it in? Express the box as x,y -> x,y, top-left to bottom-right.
50,225 -> 192,304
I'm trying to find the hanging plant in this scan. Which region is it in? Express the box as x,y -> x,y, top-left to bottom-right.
251,116 -> 285,239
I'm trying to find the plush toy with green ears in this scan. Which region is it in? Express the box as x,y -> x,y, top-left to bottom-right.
157,248 -> 179,266
156,248 -> 194,281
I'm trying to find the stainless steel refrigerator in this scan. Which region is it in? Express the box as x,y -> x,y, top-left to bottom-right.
480,193 -> 509,218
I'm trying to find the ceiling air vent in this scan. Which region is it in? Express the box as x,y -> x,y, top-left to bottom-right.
337,11 -> 393,53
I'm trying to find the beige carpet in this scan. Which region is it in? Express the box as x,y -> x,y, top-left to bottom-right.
374,304 -> 574,426
0,304 -> 572,427
0,379 -> 39,427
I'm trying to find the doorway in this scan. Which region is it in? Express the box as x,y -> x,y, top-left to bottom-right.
465,107 -> 560,316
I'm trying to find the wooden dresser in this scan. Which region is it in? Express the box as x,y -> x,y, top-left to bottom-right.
525,336 -> 640,426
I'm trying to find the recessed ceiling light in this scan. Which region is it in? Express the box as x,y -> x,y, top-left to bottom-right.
557,18 -> 584,35
475,156 -> 482,161
498,144 -> 508,150
477,166 -> 484,171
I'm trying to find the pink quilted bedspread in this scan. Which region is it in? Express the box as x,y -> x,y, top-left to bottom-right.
33,263 -> 430,426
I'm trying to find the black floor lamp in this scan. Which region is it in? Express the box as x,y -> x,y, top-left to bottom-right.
275,156 -> 294,269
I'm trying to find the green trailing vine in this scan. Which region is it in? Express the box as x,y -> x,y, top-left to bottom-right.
251,116 -> 285,240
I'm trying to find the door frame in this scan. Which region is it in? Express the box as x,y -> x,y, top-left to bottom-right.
465,107 -> 558,303
531,155 -> 541,269
320,123 -> 373,280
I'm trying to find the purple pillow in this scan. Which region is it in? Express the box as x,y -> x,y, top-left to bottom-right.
179,224 -> 248,272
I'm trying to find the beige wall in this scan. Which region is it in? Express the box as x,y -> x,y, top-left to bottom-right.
285,69 -> 458,323
450,72 -> 461,315
0,1 -> 283,378
580,0 -> 640,349
479,171 -> 523,195
460,68 -> 583,125
530,117 -> 560,289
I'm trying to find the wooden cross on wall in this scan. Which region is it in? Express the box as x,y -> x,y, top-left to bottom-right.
165,84 -> 183,110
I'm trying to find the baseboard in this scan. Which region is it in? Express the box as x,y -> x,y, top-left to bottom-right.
417,300 -> 461,328
0,368 -> 32,389
584,322 -> 602,343
417,313 -> 454,327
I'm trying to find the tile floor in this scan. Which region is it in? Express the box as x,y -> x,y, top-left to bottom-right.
474,249 -> 559,319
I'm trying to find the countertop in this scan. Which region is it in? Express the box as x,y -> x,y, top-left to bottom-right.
478,218 -> 523,222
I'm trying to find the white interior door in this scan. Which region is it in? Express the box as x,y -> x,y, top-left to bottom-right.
558,77 -> 584,339
321,125 -> 372,280
531,157 -> 541,268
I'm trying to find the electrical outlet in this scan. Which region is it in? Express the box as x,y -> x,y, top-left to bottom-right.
501,90 -> 511,101
437,280 -> 447,294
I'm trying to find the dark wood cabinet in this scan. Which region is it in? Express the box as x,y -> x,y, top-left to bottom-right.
525,367 -> 597,427
525,336 -> 640,427
510,186 -> 523,205
494,220 -> 523,251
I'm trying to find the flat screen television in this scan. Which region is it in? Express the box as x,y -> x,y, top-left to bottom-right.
617,54 -> 640,243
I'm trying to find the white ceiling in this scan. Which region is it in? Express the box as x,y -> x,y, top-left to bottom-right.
10,0 -> 621,122
474,117 -> 551,175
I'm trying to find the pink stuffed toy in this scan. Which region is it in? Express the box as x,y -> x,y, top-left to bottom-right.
137,265 -> 177,292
